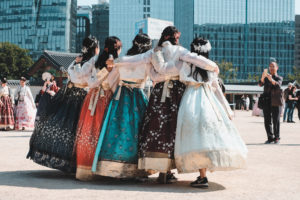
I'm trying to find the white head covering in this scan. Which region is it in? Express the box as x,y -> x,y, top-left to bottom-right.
193,40 -> 212,53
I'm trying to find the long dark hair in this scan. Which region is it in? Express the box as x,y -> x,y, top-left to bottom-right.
81,36 -> 99,65
157,26 -> 179,47
95,36 -> 122,69
127,33 -> 152,56
189,37 -> 210,82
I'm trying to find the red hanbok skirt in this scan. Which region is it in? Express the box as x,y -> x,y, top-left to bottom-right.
0,95 -> 14,129
74,87 -> 112,180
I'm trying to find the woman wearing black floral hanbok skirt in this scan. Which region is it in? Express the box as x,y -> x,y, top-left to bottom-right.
27,37 -> 99,173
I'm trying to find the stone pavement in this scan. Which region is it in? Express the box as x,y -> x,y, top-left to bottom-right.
0,111 -> 299,200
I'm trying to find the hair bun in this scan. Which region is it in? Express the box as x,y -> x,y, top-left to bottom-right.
1,77 -> 7,83
191,38 -> 212,53
81,36 -> 99,53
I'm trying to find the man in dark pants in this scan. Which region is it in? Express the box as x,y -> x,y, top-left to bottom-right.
296,89 -> 300,121
259,62 -> 283,144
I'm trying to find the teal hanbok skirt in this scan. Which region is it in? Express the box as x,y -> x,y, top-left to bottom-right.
92,81 -> 148,178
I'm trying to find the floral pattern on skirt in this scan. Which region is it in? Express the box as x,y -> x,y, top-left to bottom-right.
27,86 -> 87,173
15,96 -> 36,130
74,88 -> 112,180
138,80 -> 185,172
92,83 -> 148,178
0,96 -> 15,129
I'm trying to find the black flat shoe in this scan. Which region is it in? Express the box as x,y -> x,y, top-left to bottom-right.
190,176 -> 209,188
157,172 -> 178,184
166,172 -> 177,183
265,140 -> 273,144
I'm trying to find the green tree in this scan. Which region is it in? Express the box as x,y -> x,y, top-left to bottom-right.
217,60 -> 237,83
0,42 -> 33,79
287,66 -> 300,84
246,73 -> 260,83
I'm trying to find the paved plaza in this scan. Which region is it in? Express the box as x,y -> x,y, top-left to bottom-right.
0,111 -> 299,200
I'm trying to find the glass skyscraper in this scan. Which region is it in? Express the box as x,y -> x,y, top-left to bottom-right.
0,0 -> 77,61
76,6 -> 92,53
92,2 -> 109,51
109,0 -> 174,55
295,15 -> 300,69
175,0 -> 295,80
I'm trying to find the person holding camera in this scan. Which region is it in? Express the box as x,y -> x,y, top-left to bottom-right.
258,62 -> 283,144
35,73 -> 59,122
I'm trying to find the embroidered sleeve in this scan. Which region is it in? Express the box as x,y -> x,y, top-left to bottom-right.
179,50 -> 218,71
151,50 -> 178,75
115,50 -> 152,67
68,55 -> 98,79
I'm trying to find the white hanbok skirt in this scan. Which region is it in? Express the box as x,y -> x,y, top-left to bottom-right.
175,84 -> 248,173
15,96 -> 36,130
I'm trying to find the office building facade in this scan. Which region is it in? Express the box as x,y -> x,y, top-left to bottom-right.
295,15 -> 300,70
76,5 -> 92,53
175,0 -> 295,80
0,0 -> 77,61
109,0 -> 174,55
92,2 -> 109,51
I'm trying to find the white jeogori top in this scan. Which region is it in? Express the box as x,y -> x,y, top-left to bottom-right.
158,42 -> 233,119
115,41 -> 218,83
0,85 -> 9,96
67,55 -> 99,85
114,50 -> 165,84
15,85 -> 35,108
151,41 -> 218,77
67,55 -> 119,91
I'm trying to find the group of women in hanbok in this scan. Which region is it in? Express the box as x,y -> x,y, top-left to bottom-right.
0,77 -> 36,131
27,26 -> 247,188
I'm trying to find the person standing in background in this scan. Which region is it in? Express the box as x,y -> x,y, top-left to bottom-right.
0,78 -> 14,130
296,88 -> 300,121
14,77 -> 36,131
245,95 -> 250,111
286,86 -> 298,123
283,83 -> 292,122
258,62 -> 282,144
241,95 -> 245,110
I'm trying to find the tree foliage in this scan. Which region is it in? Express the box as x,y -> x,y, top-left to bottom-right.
287,66 -> 300,84
0,42 -> 33,79
217,60 -> 238,83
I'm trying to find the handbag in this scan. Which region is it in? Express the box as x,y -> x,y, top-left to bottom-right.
271,87 -> 283,107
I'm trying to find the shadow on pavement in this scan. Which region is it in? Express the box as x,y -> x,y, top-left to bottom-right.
0,135 -> 30,138
0,170 -> 226,193
246,143 -> 300,146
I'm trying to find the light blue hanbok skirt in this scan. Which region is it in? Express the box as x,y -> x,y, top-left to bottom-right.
175,84 -> 248,173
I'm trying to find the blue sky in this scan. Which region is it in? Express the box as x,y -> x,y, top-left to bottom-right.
78,0 -> 300,14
